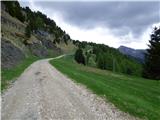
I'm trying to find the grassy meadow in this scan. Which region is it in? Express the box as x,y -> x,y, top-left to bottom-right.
50,55 -> 160,120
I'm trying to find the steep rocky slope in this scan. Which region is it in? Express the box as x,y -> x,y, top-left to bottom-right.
1,1 -> 76,69
1,39 -> 25,69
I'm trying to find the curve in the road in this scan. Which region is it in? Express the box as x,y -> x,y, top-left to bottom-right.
2,55 -> 138,120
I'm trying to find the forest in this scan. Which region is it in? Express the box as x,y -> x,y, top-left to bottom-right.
74,27 -> 160,80
74,41 -> 142,76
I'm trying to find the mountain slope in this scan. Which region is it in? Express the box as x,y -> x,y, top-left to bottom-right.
1,1 -> 76,90
1,1 -> 75,69
118,46 -> 146,63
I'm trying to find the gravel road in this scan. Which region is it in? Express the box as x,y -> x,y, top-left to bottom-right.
2,56 -> 138,120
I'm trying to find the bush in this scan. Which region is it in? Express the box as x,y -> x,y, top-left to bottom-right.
25,25 -> 31,38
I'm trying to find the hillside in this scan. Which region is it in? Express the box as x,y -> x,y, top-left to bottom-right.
1,1 -> 77,69
73,41 -> 142,76
1,1 -> 76,90
1,1 -> 142,90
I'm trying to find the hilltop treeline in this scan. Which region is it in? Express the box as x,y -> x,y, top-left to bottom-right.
23,7 -> 70,44
3,1 -> 25,22
2,1 -> 70,44
73,41 -> 142,76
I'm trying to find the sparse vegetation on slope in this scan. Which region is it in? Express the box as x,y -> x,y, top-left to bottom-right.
50,55 -> 160,120
1,1 -> 73,91
3,1 -> 25,22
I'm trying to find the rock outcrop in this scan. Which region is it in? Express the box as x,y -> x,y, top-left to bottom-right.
1,1 -> 74,70
28,43 -> 48,57
1,39 -> 25,69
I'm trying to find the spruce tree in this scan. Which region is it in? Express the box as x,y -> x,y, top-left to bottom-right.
143,27 -> 160,80
74,48 -> 85,65
97,54 -> 106,69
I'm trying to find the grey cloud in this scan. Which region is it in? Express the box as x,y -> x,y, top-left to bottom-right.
32,2 -> 160,37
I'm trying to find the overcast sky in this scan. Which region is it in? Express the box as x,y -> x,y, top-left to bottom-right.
20,1 -> 160,49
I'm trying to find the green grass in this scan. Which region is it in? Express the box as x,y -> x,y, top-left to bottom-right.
50,55 -> 160,120
1,56 -> 39,91
1,50 -> 62,91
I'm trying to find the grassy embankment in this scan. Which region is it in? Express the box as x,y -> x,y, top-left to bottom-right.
1,52 -> 61,91
1,56 -> 39,91
50,55 -> 160,120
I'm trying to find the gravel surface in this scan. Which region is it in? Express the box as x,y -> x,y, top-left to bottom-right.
2,56 -> 139,120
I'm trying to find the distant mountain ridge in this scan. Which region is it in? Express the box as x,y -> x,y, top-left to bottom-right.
118,46 -> 146,63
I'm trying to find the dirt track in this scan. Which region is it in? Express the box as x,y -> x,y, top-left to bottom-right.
2,56 -> 137,120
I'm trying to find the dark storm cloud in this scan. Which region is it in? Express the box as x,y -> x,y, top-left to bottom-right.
35,1 -> 160,37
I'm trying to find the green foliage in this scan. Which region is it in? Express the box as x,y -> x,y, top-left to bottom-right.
23,7 -> 68,44
25,24 -> 31,38
76,42 -> 142,76
63,34 -> 70,45
88,56 -> 96,67
78,41 -> 88,48
97,54 -> 106,69
50,55 -> 160,120
143,27 -> 160,80
85,51 -> 91,65
35,17 -> 44,29
3,1 -> 71,45
74,48 -> 85,65
27,16 -> 44,31
3,1 -> 25,22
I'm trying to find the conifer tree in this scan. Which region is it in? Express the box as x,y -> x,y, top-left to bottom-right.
75,48 -> 85,65
143,27 -> 160,80
97,54 -> 106,69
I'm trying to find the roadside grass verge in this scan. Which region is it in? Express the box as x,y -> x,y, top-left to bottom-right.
50,55 -> 160,120
1,56 -> 39,91
1,51 -> 62,91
